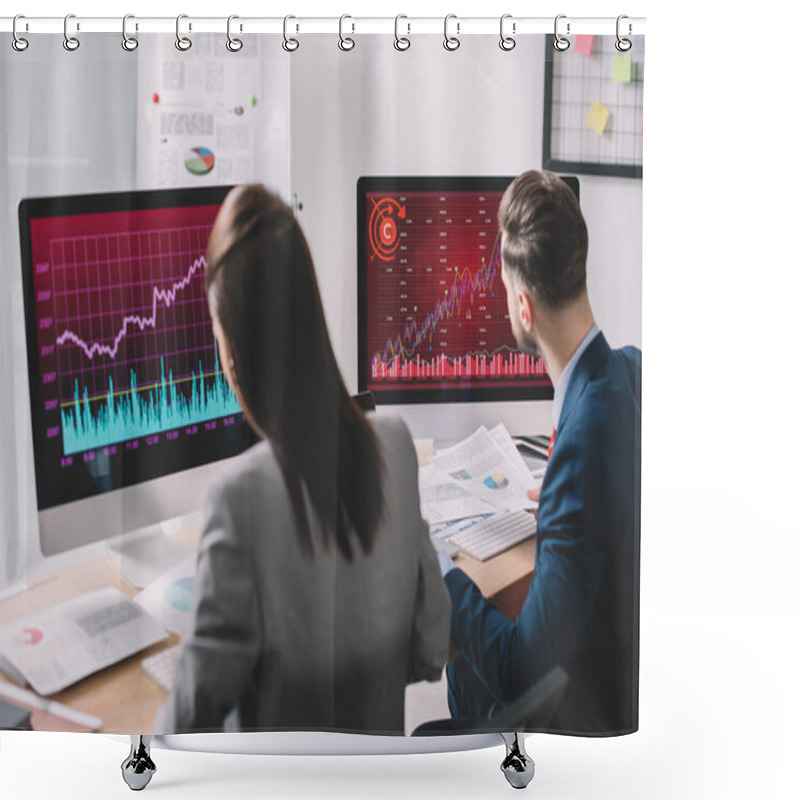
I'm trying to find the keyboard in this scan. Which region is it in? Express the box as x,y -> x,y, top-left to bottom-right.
450,511 -> 537,561
142,645 -> 179,693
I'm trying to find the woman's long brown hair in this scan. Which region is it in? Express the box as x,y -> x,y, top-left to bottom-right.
205,184 -> 384,559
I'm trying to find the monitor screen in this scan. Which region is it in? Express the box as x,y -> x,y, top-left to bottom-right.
19,187 -> 253,517
357,176 -> 578,405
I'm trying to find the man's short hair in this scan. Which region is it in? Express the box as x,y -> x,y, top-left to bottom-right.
498,170 -> 588,310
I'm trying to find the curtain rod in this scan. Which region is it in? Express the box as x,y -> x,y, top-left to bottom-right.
0,16 -> 646,37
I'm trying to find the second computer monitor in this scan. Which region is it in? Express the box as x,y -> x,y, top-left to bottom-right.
357,175 -> 579,405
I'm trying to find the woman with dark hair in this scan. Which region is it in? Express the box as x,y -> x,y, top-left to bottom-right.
157,184 -> 450,734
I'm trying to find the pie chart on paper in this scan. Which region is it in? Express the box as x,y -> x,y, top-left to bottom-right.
164,576 -> 194,613
184,146 -> 215,176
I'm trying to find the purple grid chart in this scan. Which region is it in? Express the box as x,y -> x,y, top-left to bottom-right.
52,225 -> 216,405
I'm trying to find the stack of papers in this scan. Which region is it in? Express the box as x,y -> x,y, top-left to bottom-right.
421,424 -> 542,545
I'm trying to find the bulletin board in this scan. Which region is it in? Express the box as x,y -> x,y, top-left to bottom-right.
542,34 -> 644,179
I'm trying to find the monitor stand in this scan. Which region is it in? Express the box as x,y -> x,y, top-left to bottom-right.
107,523 -> 192,589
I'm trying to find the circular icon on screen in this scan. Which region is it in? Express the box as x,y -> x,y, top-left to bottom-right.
381,217 -> 397,246
369,197 -> 405,261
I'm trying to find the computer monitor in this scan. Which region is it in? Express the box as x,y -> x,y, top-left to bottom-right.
18,186 -> 254,557
357,176 -> 579,409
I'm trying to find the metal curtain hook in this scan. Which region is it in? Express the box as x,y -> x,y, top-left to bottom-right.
339,14 -> 355,51
553,14 -> 570,51
444,14 -> 460,51
122,14 -> 138,51
394,14 -> 410,51
63,13 -> 80,51
283,15 -> 299,52
175,14 -> 192,51
499,14 -> 516,51
227,15 -> 243,51
12,14 -> 29,51
615,14 -> 632,52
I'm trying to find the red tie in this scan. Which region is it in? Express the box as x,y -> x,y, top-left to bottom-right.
548,427 -> 556,460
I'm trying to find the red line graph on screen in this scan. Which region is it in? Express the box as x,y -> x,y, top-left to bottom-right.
372,237 -> 502,368
364,188 -> 551,392
56,254 -> 207,361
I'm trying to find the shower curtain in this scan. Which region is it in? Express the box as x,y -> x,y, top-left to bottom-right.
0,23 -> 643,740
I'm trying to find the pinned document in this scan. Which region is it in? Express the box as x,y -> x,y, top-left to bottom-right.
613,52 -> 632,83
586,101 -> 610,135
574,35 -> 594,57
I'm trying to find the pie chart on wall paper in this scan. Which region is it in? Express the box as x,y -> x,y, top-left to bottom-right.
184,146 -> 215,176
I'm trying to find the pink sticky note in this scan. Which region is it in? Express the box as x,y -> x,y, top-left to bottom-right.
574,35 -> 594,57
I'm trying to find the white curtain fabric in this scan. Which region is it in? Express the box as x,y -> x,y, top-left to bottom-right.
0,31 -> 641,597
0,35 -> 289,586
1,37 -> 137,587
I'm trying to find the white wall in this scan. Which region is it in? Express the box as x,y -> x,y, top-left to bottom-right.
289,34 -> 642,438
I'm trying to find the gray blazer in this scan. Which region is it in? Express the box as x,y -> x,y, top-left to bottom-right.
157,416 -> 450,734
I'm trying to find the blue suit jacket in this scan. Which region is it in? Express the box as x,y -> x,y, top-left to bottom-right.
445,332 -> 641,734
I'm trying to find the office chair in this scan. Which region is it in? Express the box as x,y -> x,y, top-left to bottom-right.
352,391 -> 376,412
413,665 -> 569,789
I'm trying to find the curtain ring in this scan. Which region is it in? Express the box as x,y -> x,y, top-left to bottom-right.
283,15 -> 299,52
338,14 -> 355,51
615,15 -> 632,52
499,14 -> 516,51
553,14 -> 570,51
394,14 -> 410,51
175,14 -> 192,51
63,13 -> 80,51
12,14 -> 29,52
443,14 -> 460,51
122,14 -> 138,51
227,15 -> 243,52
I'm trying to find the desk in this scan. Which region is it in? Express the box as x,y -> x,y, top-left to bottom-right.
0,454 -> 537,733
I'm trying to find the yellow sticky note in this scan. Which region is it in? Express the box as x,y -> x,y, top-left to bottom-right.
586,101 -> 610,135
613,53 -> 632,83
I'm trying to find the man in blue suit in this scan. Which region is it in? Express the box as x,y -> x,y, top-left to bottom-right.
440,170 -> 641,734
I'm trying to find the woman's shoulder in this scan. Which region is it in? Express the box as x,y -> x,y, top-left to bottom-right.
368,415 -> 415,459
367,415 -> 420,490
208,439 -> 282,505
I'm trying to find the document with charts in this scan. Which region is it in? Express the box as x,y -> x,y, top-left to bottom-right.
418,464 -> 497,525
431,426 -> 538,514
0,586 -> 167,696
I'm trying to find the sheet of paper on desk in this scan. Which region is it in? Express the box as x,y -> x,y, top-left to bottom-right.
431,426 -> 537,513
489,422 -> 534,478
0,586 -> 167,696
418,464 -> 497,525
133,553 -> 197,636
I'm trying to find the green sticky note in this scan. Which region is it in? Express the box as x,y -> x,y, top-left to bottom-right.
613,53 -> 632,83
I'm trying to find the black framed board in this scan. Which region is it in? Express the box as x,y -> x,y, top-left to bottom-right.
542,34 -> 644,179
